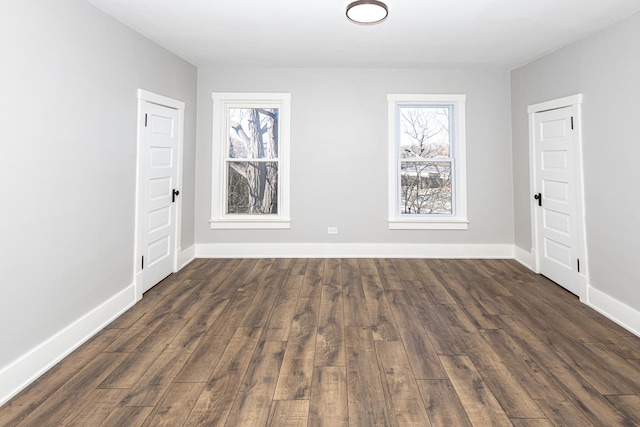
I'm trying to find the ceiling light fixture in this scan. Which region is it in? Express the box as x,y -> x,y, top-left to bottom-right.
346,0 -> 388,25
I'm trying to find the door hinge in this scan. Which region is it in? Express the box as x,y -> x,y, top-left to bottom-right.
142,255 -> 144,270
144,113 -> 148,127
571,116 -> 574,130
577,258 -> 580,273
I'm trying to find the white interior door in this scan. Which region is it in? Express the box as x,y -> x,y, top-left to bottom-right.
142,102 -> 179,293
533,106 -> 579,294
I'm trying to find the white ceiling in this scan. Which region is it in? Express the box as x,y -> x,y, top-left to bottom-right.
86,0 -> 640,69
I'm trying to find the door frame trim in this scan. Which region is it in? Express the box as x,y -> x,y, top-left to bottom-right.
134,89 -> 185,301
528,94 -> 588,300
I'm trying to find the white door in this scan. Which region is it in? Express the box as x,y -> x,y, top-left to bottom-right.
142,102 -> 179,293
533,106 -> 579,294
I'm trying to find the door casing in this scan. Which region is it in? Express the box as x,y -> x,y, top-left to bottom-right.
528,94 -> 588,301
134,89 -> 185,301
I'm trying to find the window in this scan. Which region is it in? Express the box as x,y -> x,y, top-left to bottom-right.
210,93 -> 291,229
387,94 -> 468,229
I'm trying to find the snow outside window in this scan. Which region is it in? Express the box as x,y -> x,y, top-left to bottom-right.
387,94 -> 468,230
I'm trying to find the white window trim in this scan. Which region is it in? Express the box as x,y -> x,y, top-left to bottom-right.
210,92 -> 291,229
387,94 -> 468,230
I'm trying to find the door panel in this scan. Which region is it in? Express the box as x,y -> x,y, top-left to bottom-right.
534,106 -> 579,294
142,102 -> 179,293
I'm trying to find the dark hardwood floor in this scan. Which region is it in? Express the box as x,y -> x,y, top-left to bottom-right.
2,258 -> 640,426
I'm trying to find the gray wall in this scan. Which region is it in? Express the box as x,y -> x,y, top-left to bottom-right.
196,68 -> 514,245
0,0 -> 197,369
511,12 -> 640,308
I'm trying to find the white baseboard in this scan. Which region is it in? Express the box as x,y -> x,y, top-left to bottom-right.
586,286 -> 640,337
514,246 -> 534,270
195,243 -> 515,259
179,244 -> 196,269
0,284 -> 136,406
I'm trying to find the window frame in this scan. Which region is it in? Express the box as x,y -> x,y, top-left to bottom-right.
387,94 -> 468,230
210,92 -> 291,229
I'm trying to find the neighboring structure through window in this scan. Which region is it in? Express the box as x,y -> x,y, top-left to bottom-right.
210,93 -> 291,229
387,94 -> 468,229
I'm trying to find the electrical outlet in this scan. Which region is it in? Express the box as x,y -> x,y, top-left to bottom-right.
327,227 -> 338,235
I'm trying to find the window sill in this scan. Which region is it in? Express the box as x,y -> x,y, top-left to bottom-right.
209,219 -> 291,230
388,219 -> 469,230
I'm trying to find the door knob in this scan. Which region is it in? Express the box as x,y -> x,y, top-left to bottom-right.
172,189 -> 180,203
534,193 -> 542,207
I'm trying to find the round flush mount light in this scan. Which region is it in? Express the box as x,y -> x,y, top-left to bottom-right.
346,0 -> 388,25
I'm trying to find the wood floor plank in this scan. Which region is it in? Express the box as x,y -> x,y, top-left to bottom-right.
345,326 -> 395,426
323,258 -> 342,286
581,342 -> 640,392
274,296 -> 320,400
546,336 -> 639,395
63,388 -> 129,426
375,341 -> 432,426
141,382 -> 205,427
439,355 -> 512,427
240,268 -> 288,327
197,257 -> 243,288
342,259 -> 370,327
98,350 -> 159,390
510,419 -> 555,427
226,341 -> 287,426
357,258 -> 379,276
386,290 -> 447,380
131,289 -> 209,354
299,258 -> 323,299
0,329 -> 122,427
374,258 -> 405,290
315,285 -> 345,367
468,351 -> 545,418
16,353 -> 127,426
408,258 -> 450,289
412,303 -> 465,356
309,366 -> 349,427
460,259 -> 514,297
498,314 -> 633,425
606,395 -> 640,426
208,258 -> 260,300
272,257 -> 292,270
428,266 -> 474,303
608,335 -> 640,359
361,274 -> 400,341
391,258 -> 420,281
267,400 -> 309,427
237,258 -> 275,293
436,303 -> 496,355
184,327 -> 263,426
105,281 -> 175,330
505,289 -> 598,344
116,295 -> 227,408
522,277 -> 632,341
5,258 -> 640,426
288,258 -> 309,276
174,290 -> 255,383
100,406 -> 153,427
416,379 -> 472,427
480,328 -> 596,426
118,349 -> 193,407
265,274 -> 304,341
462,272 -> 516,316
104,280 -> 202,353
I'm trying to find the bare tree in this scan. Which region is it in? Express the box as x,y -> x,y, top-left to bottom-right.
228,108 -> 279,214
399,107 -> 452,214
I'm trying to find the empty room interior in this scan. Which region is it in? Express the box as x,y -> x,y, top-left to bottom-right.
2,0 -> 640,425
